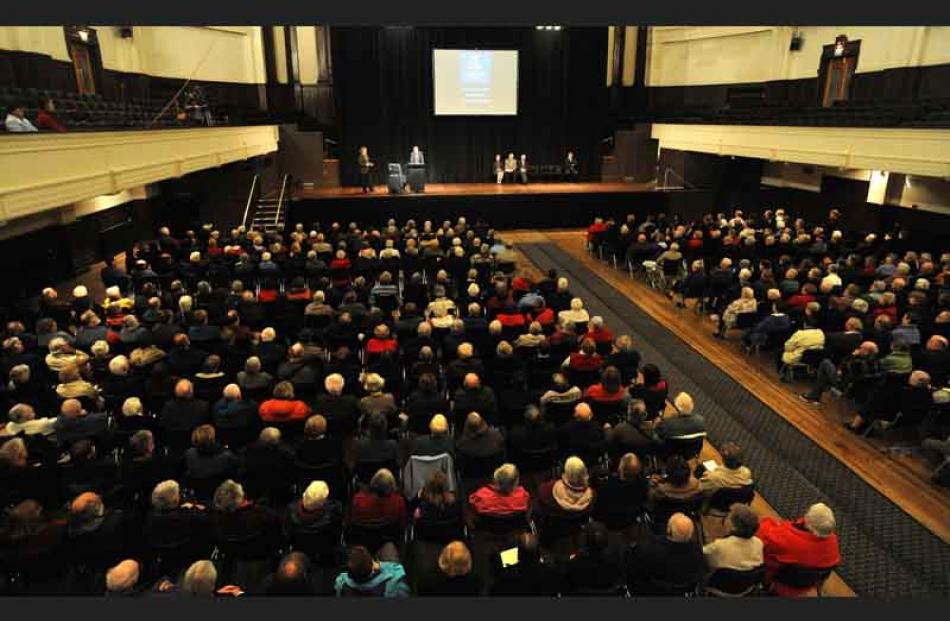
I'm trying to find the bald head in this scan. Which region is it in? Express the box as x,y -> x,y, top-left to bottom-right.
106,560 -> 141,593
60,398 -> 84,419
70,492 -> 104,524
463,373 -> 480,389
667,513 -> 694,543
223,383 -> 242,400
573,402 -> 593,422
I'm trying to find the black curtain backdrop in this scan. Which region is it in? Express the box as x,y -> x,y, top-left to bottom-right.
330,27 -> 611,185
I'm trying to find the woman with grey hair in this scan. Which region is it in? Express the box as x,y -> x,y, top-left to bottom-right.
535,456 -> 594,518
703,503 -> 764,571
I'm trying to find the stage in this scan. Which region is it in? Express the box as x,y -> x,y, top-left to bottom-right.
287,181 -> 713,229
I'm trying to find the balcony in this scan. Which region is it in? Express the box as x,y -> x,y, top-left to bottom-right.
0,125 -> 279,223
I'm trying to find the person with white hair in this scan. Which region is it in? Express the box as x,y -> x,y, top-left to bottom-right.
314,373 -> 361,436
536,455 -> 594,517
45,337 -> 90,374
654,392 -> 706,443
716,286 -> 758,337
236,356 -> 274,397
286,480 -> 343,553
557,297 -> 589,329
211,383 -> 261,444
756,502 -> 840,596
1,403 -> 56,437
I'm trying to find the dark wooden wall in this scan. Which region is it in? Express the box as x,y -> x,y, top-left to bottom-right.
0,49 -> 264,112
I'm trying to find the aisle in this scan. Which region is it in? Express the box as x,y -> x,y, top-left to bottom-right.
516,241 -> 950,598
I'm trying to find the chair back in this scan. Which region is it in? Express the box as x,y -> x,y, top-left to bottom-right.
543,400 -> 578,426
707,483 -> 756,514
514,444 -> 558,474
537,510 -> 590,546
662,436 -> 705,461
402,453 -> 457,500
344,521 -> 404,554
474,511 -> 531,537
734,312 -> 759,330
705,565 -> 765,597
289,521 -> 343,565
457,451 -> 504,484
588,398 -> 626,425
652,492 -> 704,532
772,564 -> 835,590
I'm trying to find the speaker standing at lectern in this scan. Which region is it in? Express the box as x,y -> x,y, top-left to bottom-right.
358,146 -> 374,193
407,145 -> 426,192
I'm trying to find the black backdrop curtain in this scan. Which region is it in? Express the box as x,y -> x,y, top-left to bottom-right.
330,27 -> 610,185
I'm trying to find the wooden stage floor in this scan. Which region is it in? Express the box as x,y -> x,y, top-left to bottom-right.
295,181 -> 656,200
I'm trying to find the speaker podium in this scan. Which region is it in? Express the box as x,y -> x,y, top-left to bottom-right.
407,164 -> 426,193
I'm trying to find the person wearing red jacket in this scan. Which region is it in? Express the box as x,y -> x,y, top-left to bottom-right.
468,463 -> 531,517
756,503 -> 841,597
365,324 -> 398,357
586,217 -> 608,243
564,339 -> 604,373
585,316 -> 614,348
35,97 -> 67,132
258,381 -> 312,423
496,305 -> 526,331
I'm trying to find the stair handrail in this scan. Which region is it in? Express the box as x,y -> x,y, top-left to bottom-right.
274,174 -> 289,226
241,174 -> 259,230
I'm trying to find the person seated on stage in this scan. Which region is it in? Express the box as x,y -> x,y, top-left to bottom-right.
518,154 -> 528,184
493,154 -> 504,184
756,502 -> 840,597
409,145 -> 425,165
503,152 -> 517,182
564,151 -> 579,180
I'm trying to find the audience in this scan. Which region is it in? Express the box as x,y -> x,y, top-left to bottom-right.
0,215 -> 865,597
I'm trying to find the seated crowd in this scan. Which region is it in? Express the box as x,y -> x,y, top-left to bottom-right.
0,217 -> 839,597
587,209 -> 950,485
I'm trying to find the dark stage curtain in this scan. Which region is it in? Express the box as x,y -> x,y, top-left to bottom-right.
330,27 -> 610,185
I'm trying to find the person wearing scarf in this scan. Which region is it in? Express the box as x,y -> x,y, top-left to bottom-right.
535,455 -> 595,517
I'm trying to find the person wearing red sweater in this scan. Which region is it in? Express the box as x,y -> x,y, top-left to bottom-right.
496,305 -> 526,331
583,366 -> 628,404
258,381 -> 312,424
468,463 -> 531,517
586,217 -> 608,243
756,503 -> 841,597
365,324 -> 398,357
349,468 -> 407,529
35,97 -> 67,132
564,339 -> 604,373
585,316 -> 614,347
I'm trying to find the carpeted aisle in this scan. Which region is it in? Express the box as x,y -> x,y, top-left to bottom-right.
518,242 -> 950,598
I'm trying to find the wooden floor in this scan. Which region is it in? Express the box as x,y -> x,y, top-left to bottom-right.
506,228 -> 950,597
506,230 -> 950,550
295,181 -> 656,200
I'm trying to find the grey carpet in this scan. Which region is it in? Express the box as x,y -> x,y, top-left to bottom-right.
518,241 -> 950,598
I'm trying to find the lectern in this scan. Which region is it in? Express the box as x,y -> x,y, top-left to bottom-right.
407,163 -> 426,193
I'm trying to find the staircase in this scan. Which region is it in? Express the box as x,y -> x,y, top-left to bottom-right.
243,173 -> 289,234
